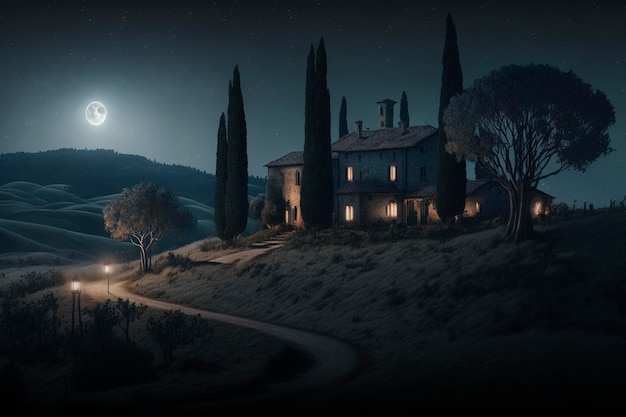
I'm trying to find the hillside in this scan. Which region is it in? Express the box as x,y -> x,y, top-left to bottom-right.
0,149 -> 267,261
0,148 -> 266,205
124,211 -> 626,411
0,180 -> 257,264
1,211 -> 625,414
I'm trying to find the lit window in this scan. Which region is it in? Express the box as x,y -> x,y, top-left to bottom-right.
386,201 -> 398,217
345,205 -> 354,221
284,209 -> 289,224
346,166 -> 354,181
475,201 -> 480,213
295,170 -> 301,185
389,165 -> 397,181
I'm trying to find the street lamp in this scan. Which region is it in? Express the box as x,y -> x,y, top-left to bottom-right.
104,260 -> 111,294
71,275 -> 82,336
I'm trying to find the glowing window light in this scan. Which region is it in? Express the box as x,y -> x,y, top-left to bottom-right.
345,205 -> 354,221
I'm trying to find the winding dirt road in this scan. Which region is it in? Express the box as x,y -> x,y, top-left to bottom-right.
81,235 -> 361,412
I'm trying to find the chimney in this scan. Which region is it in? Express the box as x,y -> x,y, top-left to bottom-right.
355,120 -> 363,138
398,120 -> 408,134
377,98 -> 397,128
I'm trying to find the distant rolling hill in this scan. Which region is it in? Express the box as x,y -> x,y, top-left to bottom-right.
0,148 -> 266,205
0,149 -> 266,264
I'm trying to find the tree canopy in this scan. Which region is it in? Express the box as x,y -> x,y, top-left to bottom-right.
214,112 -> 228,240
339,96 -> 348,137
262,171 -> 285,227
224,65 -> 249,241
436,13 -> 466,226
399,91 -> 409,126
301,37 -> 333,233
444,63 -> 615,242
103,182 -> 194,273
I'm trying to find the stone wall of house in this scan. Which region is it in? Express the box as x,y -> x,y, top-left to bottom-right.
267,165 -> 304,228
362,193 -> 402,226
406,135 -> 439,192
337,194 -> 361,226
336,149 -> 402,187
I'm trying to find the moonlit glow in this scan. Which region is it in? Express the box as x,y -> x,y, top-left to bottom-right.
85,101 -> 107,126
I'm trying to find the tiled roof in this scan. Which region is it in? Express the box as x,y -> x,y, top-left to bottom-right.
331,125 -> 437,152
406,179 -> 492,198
406,184 -> 436,199
406,179 -> 554,200
336,180 -> 400,194
264,151 -> 338,167
264,151 -> 303,167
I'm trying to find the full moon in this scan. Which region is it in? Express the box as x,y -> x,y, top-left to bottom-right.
85,101 -> 107,126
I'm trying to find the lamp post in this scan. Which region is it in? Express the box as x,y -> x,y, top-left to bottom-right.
104,260 -> 111,294
71,275 -> 82,336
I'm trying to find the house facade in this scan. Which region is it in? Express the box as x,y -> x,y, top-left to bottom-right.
264,99 -> 553,228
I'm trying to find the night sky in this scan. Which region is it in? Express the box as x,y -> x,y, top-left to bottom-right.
1,1 -> 624,207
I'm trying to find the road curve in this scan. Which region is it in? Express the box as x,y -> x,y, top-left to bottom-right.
82,236 -> 362,412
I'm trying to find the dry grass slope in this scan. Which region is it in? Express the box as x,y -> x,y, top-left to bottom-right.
1,210 -> 626,414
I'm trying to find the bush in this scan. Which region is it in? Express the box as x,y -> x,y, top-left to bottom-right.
4,269 -> 64,298
146,309 -> 211,366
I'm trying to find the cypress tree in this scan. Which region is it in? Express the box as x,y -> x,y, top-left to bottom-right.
214,112 -> 228,240
301,37 -> 333,233
399,91 -> 410,126
301,44 -> 316,230
436,13 -> 466,226
339,96 -> 348,137
225,65 -> 249,240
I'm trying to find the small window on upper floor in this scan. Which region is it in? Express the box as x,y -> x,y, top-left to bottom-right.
420,166 -> 427,181
389,165 -> 397,182
295,170 -> 301,186
346,166 -> 354,182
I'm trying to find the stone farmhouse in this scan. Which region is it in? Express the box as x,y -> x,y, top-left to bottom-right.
264,98 -> 553,228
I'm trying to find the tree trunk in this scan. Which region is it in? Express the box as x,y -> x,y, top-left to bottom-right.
505,183 -> 535,243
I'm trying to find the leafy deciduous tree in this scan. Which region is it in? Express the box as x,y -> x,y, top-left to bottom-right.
146,309 -> 210,366
116,298 -> 148,344
262,172 -> 285,227
103,182 -> 194,274
249,195 -> 265,231
444,63 -> 615,242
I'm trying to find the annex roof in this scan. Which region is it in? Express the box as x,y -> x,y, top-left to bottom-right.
406,179 -> 492,199
264,151 -> 303,167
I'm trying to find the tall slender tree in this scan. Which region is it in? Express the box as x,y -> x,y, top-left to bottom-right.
338,96 -> 348,137
214,112 -> 227,240
399,91 -> 410,126
436,13 -> 466,226
224,65 -> 249,240
301,37 -> 334,233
